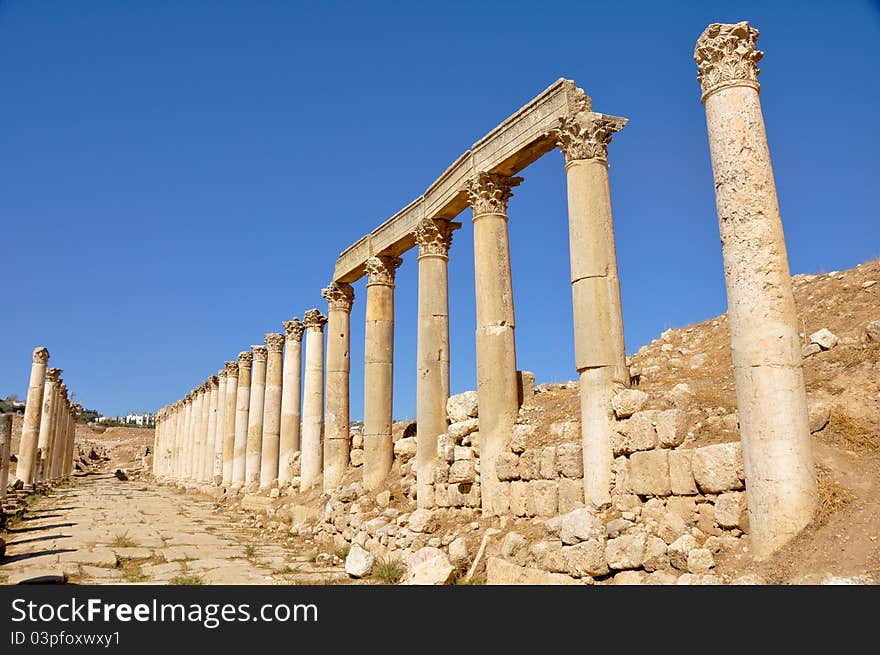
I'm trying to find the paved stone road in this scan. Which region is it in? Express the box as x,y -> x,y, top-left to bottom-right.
0,473 -> 346,585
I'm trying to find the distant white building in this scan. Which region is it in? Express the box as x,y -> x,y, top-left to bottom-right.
95,412 -> 155,427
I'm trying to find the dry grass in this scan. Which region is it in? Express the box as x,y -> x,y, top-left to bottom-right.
814,471 -> 856,527
372,557 -> 405,584
822,411 -> 880,453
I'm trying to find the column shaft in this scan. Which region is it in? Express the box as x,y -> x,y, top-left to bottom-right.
279,320 -> 304,485
695,21 -> 816,558
222,362 -> 239,485
203,379 -> 219,482
214,375 -> 227,483
36,371 -> 60,483
0,414 -> 12,500
245,346 -> 267,486
15,347 -> 49,487
322,284 -> 354,491
300,310 -> 327,491
232,353 -> 252,486
260,334 -> 285,489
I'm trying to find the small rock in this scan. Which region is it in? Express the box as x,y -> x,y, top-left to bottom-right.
865,320 -> 880,343
345,545 -> 374,578
350,449 -> 364,467
605,534 -> 646,570
448,419 -> 480,441
500,532 -> 528,559
448,460 -> 476,484
714,492 -> 747,529
730,573 -> 765,585
808,399 -> 831,433
810,328 -> 839,350
687,548 -> 715,574
446,391 -> 479,423
393,437 -> 417,459
448,537 -> 468,565
802,343 -> 821,358
408,509 -> 435,534
668,534 -> 697,571
558,508 -> 604,545
405,547 -> 454,585
376,490 -> 391,508
611,389 -> 649,419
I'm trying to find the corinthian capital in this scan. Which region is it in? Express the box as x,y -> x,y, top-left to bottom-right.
47,368 -> 63,382
224,360 -> 239,376
302,308 -> 328,332
365,255 -> 403,286
557,112 -> 627,164
321,282 -> 355,312
32,347 -> 50,364
238,351 -> 254,368
694,21 -> 762,102
414,218 -> 454,258
283,318 -> 305,342
251,345 -> 268,362
264,332 -> 285,353
209,375 -> 219,388
465,173 -> 523,216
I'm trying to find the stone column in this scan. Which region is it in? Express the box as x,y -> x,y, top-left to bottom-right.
180,394 -> 193,479
557,107 -> 629,508
322,282 -> 354,491
190,385 -> 206,480
203,376 -> 219,482
232,351 -> 253,487
15,346 -> 50,488
260,333 -> 285,489
465,173 -> 522,515
279,318 -> 304,486
49,383 -> 68,481
36,368 -> 62,483
63,403 -> 78,478
300,309 -> 327,491
414,218 -> 454,507
245,344 -> 268,487
0,413 -> 12,499
175,399 -> 188,480
152,410 -> 162,477
695,21 -> 816,558
222,361 -> 239,485
362,255 -> 402,491
214,370 -> 227,483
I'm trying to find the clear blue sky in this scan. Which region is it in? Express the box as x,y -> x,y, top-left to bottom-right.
2,1 -> 878,418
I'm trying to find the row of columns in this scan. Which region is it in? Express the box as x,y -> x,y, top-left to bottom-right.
153,20 -> 813,558
5,347 -> 80,496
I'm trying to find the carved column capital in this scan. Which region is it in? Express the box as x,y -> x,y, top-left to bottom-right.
694,21 -> 762,102
209,375 -> 219,388
414,217 -> 454,258
251,345 -> 268,362
224,361 -> 239,376
218,368 -> 227,379
365,255 -> 403,286
283,318 -> 305,342
465,172 -> 523,216
302,308 -> 328,332
264,332 -> 285,353
33,347 -> 50,364
46,368 -> 63,383
59,384 -> 68,398
321,282 -> 355,312
238,351 -> 254,369
557,112 -> 627,164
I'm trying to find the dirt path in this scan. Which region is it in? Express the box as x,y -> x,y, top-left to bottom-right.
0,474 -> 346,585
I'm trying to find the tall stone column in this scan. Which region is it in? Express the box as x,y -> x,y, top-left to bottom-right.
557,107 -> 629,508
466,173 -> 522,515
0,414 -> 12,499
49,383 -> 67,481
414,218 -> 454,507
63,403 -> 78,478
190,385 -> 206,480
175,399 -> 188,480
245,345 -> 268,487
214,370 -> 227,483
203,376 -> 219,482
152,410 -> 162,477
322,282 -> 354,491
222,361 -> 239,485
232,351 -> 253,487
36,368 -> 62,483
180,394 -> 193,479
260,333 -> 285,489
279,318 -> 304,486
300,309 -> 327,491
362,255 -> 402,491
695,21 -> 816,558
15,346 -> 50,488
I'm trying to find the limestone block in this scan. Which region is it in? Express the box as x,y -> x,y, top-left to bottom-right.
446,391 -> 479,422
604,534 -> 647,570
556,442 -> 582,478
561,540 -> 609,578
691,442 -> 744,493
448,460 -> 476,484
500,532 -> 528,560
669,448 -> 698,495
393,437 -> 417,459
517,449 -> 540,480
527,480 -> 558,517
810,328 -> 839,350
495,452 -> 519,481
494,481 -> 511,514
808,400 -> 831,433
437,434 -> 455,463
655,410 -> 687,448
345,545 -> 374,578
486,557 -> 579,585
686,548 -> 714,574
611,389 -> 649,419
612,410 -> 658,456
448,419 -> 480,441
517,370 -> 536,406
448,537 -> 468,565
613,570 -> 646,585
627,450 -> 671,496
643,536 -> 669,572
549,420 -> 580,440
559,508 -> 604,545
405,547 -> 454,585
350,448 -> 364,467
510,424 -> 534,454
605,518 -> 632,539
510,481 -> 529,516
657,511 -> 689,545
539,446 -> 556,479
645,570 -> 678,585
714,492 -> 747,529
865,320 -> 880,342
408,509 -> 435,534
665,497 -> 698,524
668,534 -> 697,571
802,343 -> 821,357
453,445 -> 474,461
433,462 -> 449,484
557,478 -> 585,514
448,482 -> 479,508
433,483 -> 449,507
